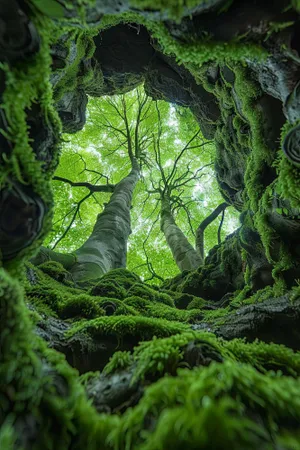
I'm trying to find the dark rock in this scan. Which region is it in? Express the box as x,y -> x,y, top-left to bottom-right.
0,0 -> 40,62
85,369 -> 142,413
57,89 -> 88,133
214,296 -> 300,350
0,182 -> 46,260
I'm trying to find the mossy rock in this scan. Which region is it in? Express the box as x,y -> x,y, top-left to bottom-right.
90,280 -> 127,299
96,268 -> 141,290
126,283 -> 174,307
174,292 -> 205,310
124,296 -> 202,323
58,294 -> 105,320
38,261 -> 73,284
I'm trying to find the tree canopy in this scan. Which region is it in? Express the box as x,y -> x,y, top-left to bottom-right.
46,87 -> 239,281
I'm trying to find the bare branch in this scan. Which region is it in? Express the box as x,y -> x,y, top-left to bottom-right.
53,176 -> 115,193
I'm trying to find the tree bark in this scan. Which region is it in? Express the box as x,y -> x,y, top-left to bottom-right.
195,202 -> 228,259
160,193 -> 202,272
69,158 -> 140,281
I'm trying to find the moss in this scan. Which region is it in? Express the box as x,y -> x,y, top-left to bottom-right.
124,296 -> 202,323
0,268 -> 117,450
66,315 -> 190,342
38,260 -> 72,283
99,12 -> 267,66
226,338 -> 300,377
202,306 -> 230,325
25,269 -> 106,320
2,3 -> 300,447
53,29 -> 101,101
104,351 -> 133,375
79,370 -> 101,387
90,280 -> 127,299
174,292 -> 205,309
108,361 -> 300,449
58,293 -> 105,319
131,331 -> 226,382
186,297 -> 206,310
0,418 -> 17,450
97,268 -> 141,290
102,329 -> 300,384
276,121 -> 300,208
126,283 -> 174,307
230,284 -> 284,308
97,297 -> 139,316
292,0 -> 300,11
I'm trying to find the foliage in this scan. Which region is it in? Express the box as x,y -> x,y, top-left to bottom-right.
45,88 -> 239,280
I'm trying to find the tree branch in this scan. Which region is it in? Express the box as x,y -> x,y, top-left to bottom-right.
196,202 -> 228,259
53,176 -> 115,193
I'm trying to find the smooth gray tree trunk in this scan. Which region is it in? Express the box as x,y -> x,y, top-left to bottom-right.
160,193 -> 203,272
32,159 -> 140,282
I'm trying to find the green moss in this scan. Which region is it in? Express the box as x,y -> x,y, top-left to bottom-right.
97,297 -> 139,316
174,292 -> 206,309
97,268 -> 141,290
226,338 -> 300,377
126,284 -> 174,306
90,280 -> 127,299
25,268 -> 106,319
202,306 -> 230,325
124,296 -> 202,323
38,260 -> 72,283
108,360 -> 300,449
276,121 -> 300,208
0,268 -> 117,450
104,351 -> 133,375
131,331 -> 225,382
292,0 -> 300,11
230,284 -> 285,308
79,370 -> 101,387
53,29 -> 101,101
58,293 -> 105,319
99,12 -> 267,66
186,297 -> 206,310
66,315 -> 190,342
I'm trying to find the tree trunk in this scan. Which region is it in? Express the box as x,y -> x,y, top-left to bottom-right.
69,158 -> 140,281
32,159 -> 140,282
160,193 -> 203,272
195,202 -> 228,260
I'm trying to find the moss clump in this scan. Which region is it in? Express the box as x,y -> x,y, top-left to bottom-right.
79,370 -> 101,387
38,260 -> 72,283
58,293 -> 105,319
90,280 -> 127,299
126,284 -> 174,307
276,121 -> 300,208
66,315 -> 190,342
226,338 -> 300,377
124,296 -> 202,323
186,297 -> 206,310
107,360 -> 300,449
174,292 -> 205,309
97,297 -> 139,316
97,268 -> 141,290
0,268 -> 116,450
130,331 -> 225,382
25,271 -> 106,320
104,351 -> 133,375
